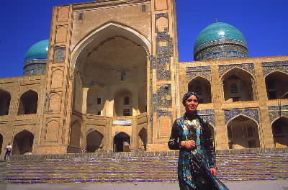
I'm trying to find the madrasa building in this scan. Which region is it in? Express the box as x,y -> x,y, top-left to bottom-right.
0,0 -> 287,156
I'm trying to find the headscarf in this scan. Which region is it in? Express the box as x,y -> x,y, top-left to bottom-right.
182,91 -> 199,106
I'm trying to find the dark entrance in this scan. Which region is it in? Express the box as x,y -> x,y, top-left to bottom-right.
113,132 -> 130,152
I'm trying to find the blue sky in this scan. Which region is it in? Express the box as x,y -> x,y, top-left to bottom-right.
0,0 -> 287,77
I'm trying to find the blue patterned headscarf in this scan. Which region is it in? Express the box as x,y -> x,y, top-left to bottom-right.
182,91 -> 199,105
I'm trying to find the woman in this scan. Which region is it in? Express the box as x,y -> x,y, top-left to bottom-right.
168,92 -> 229,190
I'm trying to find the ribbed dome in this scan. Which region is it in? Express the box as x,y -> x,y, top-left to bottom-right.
194,22 -> 248,61
24,40 -> 49,64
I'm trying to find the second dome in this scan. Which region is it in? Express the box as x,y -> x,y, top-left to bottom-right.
194,22 -> 248,61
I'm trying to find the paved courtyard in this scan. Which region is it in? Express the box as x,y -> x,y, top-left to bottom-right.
1,180 -> 288,190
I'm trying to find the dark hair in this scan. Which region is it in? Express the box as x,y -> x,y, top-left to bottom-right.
182,91 -> 199,105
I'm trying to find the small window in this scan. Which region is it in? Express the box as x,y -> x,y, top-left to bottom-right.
247,126 -> 254,137
97,111 -> 101,115
248,140 -> 256,148
97,98 -> 101,105
78,12 -> 83,20
230,83 -> 239,94
121,71 -> 126,81
123,109 -> 131,116
124,96 -> 130,105
141,4 -> 146,12
232,97 -> 240,102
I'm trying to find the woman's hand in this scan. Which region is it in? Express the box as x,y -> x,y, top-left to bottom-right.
180,140 -> 195,150
210,167 -> 217,176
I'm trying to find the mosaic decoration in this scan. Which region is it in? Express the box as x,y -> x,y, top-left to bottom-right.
268,105 -> 288,123
194,39 -> 248,61
186,66 -> 211,81
156,84 -> 172,107
54,46 -> 66,63
224,108 -> 259,124
24,62 -> 46,76
157,110 -> 172,117
262,61 -> 288,77
197,109 -> 215,126
154,13 -> 174,81
218,63 -> 255,78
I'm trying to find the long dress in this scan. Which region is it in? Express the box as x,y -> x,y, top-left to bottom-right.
168,113 -> 229,190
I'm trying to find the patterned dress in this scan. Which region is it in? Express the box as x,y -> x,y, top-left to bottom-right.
168,113 -> 229,190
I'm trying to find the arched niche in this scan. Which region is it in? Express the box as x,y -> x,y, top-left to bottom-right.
138,128 -> 147,150
188,77 -> 212,103
113,132 -> 130,152
0,89 -> 11,116
18,90 -> 38,114
222,68 -> 256,102
12,130 -> 34,155
227,115 -> 260,149
114,89 -> 133,116
86,130 -> 104,152
265,72 -> 288,99
272,117 -> 288,147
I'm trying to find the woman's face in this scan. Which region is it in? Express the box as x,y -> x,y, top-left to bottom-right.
184,95 -> 199,113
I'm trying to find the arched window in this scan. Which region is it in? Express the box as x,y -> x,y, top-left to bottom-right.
0,89 -> 11,116
18,90 -> 38,114
12,130 -> 34,155
86,130 -> 103,152
227,115 -> 260,149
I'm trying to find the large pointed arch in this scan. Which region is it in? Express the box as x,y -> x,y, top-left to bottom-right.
222,68 -> 256,102
227,115 -> 260,149
71,22 -> 151,68
71,22 -> 150,118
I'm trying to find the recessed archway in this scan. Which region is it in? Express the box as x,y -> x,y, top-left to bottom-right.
0,133 -> 3,154
272,117 -> 288,147
138,128 -> 147,150
222,68 -> 256,102
265,72 -> 288,99
18,90 -> 38,114
12,130 -> 34,155
188,77 -> 212,103
86,130 -> 103,152
113,132 -> 130,152
0,89 -> 11,116
227,115 -> 260,149
68,121 -> 81,152
72,23 -> 148,117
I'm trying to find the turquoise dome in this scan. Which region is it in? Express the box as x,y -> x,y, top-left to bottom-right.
24,40 -> 49,63
194,22 -> 247,52
194,22 -> 248,61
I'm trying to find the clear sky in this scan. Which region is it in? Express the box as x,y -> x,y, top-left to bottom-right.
0,0 -> 287,77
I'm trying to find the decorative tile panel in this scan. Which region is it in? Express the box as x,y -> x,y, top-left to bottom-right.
156,84 -> 172,107
262,61 -> 288,77
219,63 -> 255,78
197,109 -> 215,126
224,108 -> 259,124
186,66 -> 211,81
268,105 -> 288,123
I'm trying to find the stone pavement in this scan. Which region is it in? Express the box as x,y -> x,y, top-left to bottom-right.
1,180 -> 288,190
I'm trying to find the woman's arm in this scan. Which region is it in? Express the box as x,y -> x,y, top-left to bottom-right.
168,120 -> 181,150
